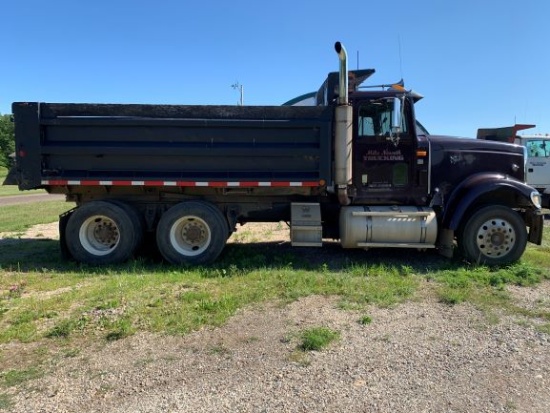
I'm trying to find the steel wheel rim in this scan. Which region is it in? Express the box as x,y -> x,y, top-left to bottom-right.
79,215 -> 121,256
475,217 -> 516,258
169,216 -> 211,257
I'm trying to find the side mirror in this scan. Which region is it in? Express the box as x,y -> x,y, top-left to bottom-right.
388,97 -> 403,146
391,97 -> 402,133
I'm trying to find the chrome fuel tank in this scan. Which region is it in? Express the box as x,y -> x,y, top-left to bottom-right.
340,206 -> 437,249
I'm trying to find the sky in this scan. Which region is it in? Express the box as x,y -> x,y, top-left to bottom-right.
1,0 -> 549,138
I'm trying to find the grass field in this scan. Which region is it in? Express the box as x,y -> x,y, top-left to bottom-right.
1,200 -> 549,405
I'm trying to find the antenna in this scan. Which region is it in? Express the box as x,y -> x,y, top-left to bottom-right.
398,35 -> 403,79
231,82 -> 244,106
357,50 -> 359,70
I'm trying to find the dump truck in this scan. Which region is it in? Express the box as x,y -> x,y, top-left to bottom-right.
477,124 -> 550,208
3,42 -> 543,266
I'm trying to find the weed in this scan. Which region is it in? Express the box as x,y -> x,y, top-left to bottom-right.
400,265 -> 413,276
63,348 -> 81,358
105,318 -> 134,341
536,323 -> 550,335
438,287 -> 467,305
1,368 -> 43,387
358,315 -> 372,325
45,320 -> 73,338
208,345 -> 231,356
298,327 -> 340,351
7,282 -> 26,298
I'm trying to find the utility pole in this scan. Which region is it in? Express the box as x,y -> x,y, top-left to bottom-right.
231,82 -> 244,106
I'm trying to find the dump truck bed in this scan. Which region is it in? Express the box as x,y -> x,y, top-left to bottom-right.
11,103 -> 333,190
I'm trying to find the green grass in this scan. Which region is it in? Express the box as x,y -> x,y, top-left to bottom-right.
1,368 -> 43,387
298,327 -> 340,351
0,201 -> 72,233
0,239 -> 548,348
0,265 -> 418,345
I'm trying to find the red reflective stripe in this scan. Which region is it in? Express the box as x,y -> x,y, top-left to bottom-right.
40,179 -> 320,187
111,180 -> 132,185
271,182 -> 290,187
42,179 -> 66,185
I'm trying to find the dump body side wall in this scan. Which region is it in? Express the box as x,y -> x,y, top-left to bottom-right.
12,103 -> 334,190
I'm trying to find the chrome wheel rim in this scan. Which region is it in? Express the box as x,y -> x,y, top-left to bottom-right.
169,216 -> 211,257
79,215 -> 120,256
475,217 -> 516,258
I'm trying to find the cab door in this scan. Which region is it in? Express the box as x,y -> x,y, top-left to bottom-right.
524,138 -> 550,193
352,97 -> 420,202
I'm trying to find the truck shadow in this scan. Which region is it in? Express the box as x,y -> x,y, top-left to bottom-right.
0,236 -> 454,275
0,237 -> 68,270
221,240 -> 451,273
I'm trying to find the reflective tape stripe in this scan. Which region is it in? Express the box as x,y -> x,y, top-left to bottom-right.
41,179 -> 320,187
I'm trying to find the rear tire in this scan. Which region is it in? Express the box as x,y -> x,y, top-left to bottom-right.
156,201 -> 228,265
458,205 -> 527,265
65,201 -> 142,265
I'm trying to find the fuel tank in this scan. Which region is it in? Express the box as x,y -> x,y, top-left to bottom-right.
339,206 -> 437,249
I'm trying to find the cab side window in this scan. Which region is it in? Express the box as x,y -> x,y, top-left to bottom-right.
357,100 -> 407,138
527,140 -> 550,158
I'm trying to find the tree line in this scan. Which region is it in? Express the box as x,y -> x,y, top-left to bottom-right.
0,114 -> 14,168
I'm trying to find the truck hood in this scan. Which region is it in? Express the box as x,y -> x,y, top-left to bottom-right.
426,134 -> 526,196
427,134 -> 525,156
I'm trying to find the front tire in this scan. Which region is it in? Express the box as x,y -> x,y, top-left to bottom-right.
65,201 -> 142,265
458,205 -> 527,265
156,201 -> 228,265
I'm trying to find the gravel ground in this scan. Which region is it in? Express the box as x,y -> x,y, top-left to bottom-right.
6,289 -> 550,413
3,223 -> 550,412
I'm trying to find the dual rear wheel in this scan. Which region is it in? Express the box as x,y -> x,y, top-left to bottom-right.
156,201 -> 229,265
65,200 -> 227,265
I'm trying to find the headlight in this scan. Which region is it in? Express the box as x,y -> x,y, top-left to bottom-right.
530,191 -> 542,209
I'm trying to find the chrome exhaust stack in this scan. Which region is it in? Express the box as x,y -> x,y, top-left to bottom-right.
334,41 -> 352,205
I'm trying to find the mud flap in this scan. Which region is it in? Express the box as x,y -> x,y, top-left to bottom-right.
527,210 -> 543,245
59,208 -> 76,260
